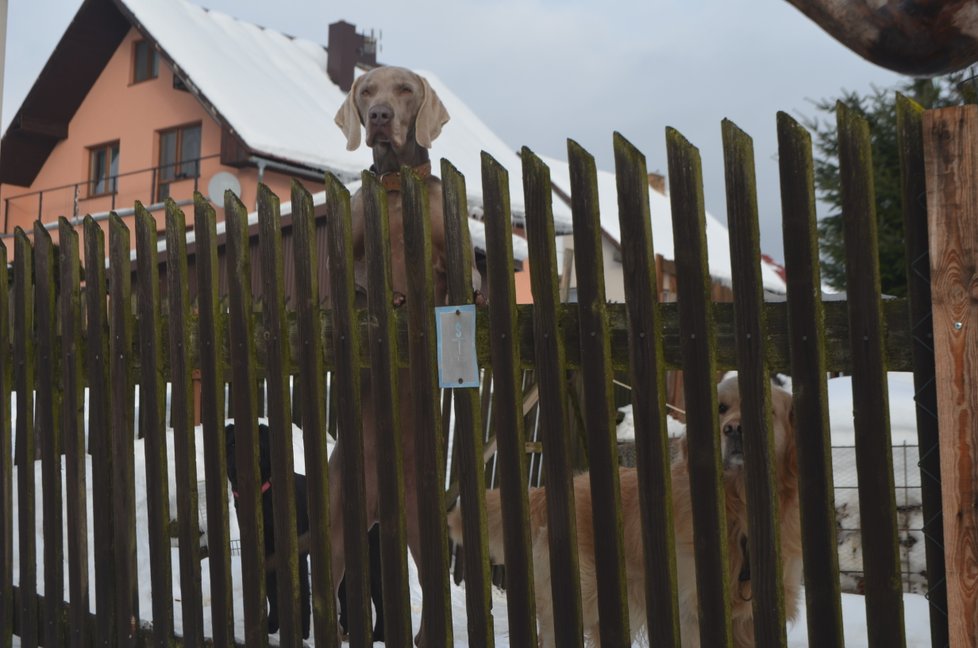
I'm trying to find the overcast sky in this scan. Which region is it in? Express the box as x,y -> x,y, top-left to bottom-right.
3,0 -> 907,263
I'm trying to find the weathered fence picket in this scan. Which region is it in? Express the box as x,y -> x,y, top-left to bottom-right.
258,183 -> 304,645
837,101 -> 907,647
165,199 -> 205,644
58,218 -> 88,648
0,240 -> 9,648
568,139 -> 631,646
14,228 -> 37,648
34,223 -> 63,647
895,94 -> 947,648
777,111 -> 846,647
324,172 -> 372,647
442,158 -> 495,645
291,179 -> 337,644
613,131 -> 681,646
923,104 -> 978,648
481,152 -> 539,647
667,127 -> 732,647
135,204 -> 175,642
723,120 -> 788,648
225,190 -> 269,647
84,216 -> 116,646
109,214 -> 139,646
362,171 -> 413,646
403,167 -> 455,645
522,147 -> 584,648
193,193 -> 236,645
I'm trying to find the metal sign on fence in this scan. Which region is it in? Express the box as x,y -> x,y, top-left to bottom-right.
435,304 -> 479,388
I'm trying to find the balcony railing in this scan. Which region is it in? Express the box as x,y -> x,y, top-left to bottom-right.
3,154 -> 220,233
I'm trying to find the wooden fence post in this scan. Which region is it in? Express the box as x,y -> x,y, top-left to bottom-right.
135,204 -> 174,643
84,217 -> 116,646
613,132 -> 681,646
402,166 -> 454,646
837,102 -> 906,648
12,229 -> 36,648
34,222 -> 63,647
896,94 -> 948,647
362,171 -> 413,646
481,152 -> 539,646
923,104 -> 978,648
59,218 -> 89,648
291,180 -> 337,644
108,214 -> 139,646
522,147 -> 584,648
165,200 -> 205,644
0,241 -> 9,648
324,173 -> 373,647
666,128 -> 732,648
722,120 -> 787,647
224,191 -> 269,647
567,139 -> 630,646
193,194 -> 235,644
777,112 -> 845,647
441,159 -> 495,645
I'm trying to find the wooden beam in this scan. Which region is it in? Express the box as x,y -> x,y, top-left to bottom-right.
923,104 -> 978,648
15,116 -> 68,140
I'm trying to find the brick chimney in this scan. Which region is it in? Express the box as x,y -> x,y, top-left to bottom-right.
327,21 -> 378,91
648,172 -> 666,195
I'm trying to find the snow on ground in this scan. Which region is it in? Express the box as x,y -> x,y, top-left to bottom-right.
8,372 -> 938,644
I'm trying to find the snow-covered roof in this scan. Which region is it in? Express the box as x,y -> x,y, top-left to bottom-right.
120,0 -> 569,226
540,155 -> 787,292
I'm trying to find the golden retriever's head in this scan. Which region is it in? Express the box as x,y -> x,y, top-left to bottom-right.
715,375 -> 796,481
334,65 -> 450,153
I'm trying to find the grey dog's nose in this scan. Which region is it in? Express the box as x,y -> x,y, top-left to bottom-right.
368,102 -> 393,125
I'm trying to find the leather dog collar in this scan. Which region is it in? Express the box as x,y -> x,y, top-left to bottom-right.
232,480 -> 271,499
375,161 -> 432,191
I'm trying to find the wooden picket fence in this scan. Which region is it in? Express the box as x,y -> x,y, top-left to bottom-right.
0,99 -> 974,647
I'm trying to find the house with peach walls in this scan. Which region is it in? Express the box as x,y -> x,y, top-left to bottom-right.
0,0 -> 554,275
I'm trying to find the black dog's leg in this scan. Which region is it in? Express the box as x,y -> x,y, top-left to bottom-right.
337,525 -> 385,640
337,574 -> 349,637
299,552 -> 311,639
266,568 -> 280,635
369,524 -> 385,641
264,484 -> 280,636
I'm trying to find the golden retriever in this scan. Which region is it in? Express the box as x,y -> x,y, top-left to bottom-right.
447,375 -> 801,647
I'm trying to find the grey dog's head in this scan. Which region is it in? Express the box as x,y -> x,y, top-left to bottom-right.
333,65 -> 450,156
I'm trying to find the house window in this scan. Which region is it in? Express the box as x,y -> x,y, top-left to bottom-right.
133,40 -> 159,83
157,123 -> 202,201
88,141 -> 119,197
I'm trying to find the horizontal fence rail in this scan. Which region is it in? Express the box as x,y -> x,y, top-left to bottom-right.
0,107 -> 961,648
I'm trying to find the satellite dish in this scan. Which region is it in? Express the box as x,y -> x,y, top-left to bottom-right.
207,171 -> 242,203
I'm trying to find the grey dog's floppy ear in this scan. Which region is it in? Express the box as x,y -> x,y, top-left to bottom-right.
415,75 -> 450,148
334,75 -> 364,151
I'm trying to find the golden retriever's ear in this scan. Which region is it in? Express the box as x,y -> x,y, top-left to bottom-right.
415,75 -> 450,148
334,76 -> 364,151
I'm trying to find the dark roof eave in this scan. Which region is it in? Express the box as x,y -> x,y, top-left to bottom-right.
0,0 -> 131,186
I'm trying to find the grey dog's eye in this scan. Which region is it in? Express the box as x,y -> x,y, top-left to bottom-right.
719,403 -> 729,414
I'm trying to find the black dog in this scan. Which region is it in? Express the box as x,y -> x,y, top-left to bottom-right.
225,422 -> 311,639
225,422 -> 385,641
